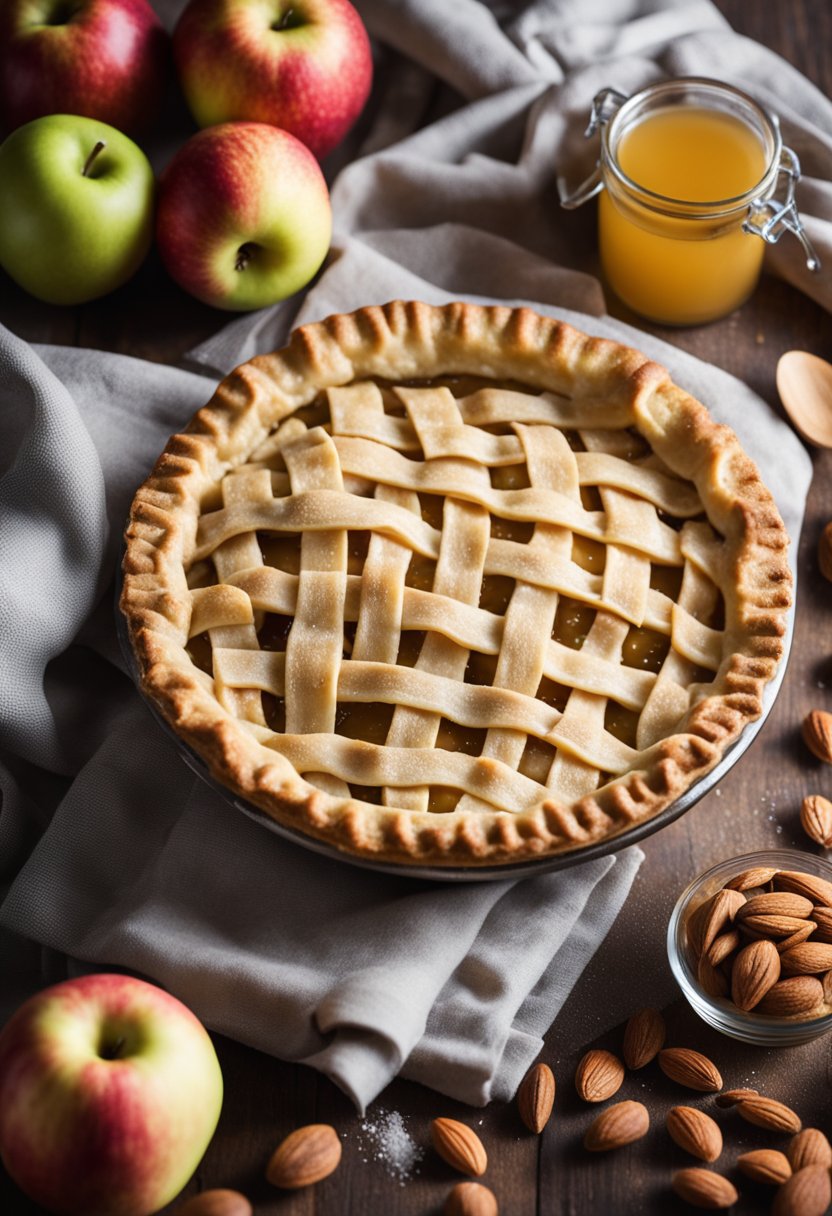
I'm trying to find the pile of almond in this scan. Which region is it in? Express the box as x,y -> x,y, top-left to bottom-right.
686,865 -> 832,1019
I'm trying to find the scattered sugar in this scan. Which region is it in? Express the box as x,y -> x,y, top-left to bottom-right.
357,1108 -> 424,1186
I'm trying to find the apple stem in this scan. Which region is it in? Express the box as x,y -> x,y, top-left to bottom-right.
82,140 -> 107,178
235,243 -> 255,272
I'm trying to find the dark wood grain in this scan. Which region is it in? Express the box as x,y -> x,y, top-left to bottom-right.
2,3 -> 832,1215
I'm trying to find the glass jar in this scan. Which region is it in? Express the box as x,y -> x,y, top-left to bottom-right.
560,78 -> 820,326
668,850 -> 832,1047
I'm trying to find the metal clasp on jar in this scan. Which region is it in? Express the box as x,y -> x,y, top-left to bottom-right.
744,142 -> 821,271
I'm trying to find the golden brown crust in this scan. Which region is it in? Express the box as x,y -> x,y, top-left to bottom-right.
120,301 -> 792,867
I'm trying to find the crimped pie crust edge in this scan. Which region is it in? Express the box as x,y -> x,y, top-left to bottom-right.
120,300 -> 792,866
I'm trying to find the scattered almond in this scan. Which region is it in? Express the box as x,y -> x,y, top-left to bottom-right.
658,1047 -> 722,1093
780,941 -> 832,975
714,1087 -> 758,1108
443,1181 -> 498,1216
575,1049 -> 624,1103
725,866 -> 778,891
756,975 -> 825,1016
730,938 -> 780,1010
666,1106 -> 722,1162
176,1193 -> 253,1216
622,1007 -> 666,1070
801,794 -> 832,847
517,1062 -> 555,1134
266,1124 -> 342,1189
583,1100 -> 649,1151
772,1163 -> 831,1216
787,1127 -> 832,1170
671,1168 -> 738,1209
802,709 -> 832,764
736,1148 -> 792,1185
736,1095 -> 802,1134
432,1119 -> 487,1177
775,870 -> 832,906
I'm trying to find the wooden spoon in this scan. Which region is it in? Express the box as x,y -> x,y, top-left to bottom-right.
776,350 -> 832,448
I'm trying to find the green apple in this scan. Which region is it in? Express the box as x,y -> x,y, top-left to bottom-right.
0,114 -> 155,306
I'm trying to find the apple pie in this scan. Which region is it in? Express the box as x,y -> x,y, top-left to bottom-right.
120,302 -> 791,866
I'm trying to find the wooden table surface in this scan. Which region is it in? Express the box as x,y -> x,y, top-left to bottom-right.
2,3 -> 832,1214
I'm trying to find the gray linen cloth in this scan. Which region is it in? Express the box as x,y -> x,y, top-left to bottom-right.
0,0 -> 818,1113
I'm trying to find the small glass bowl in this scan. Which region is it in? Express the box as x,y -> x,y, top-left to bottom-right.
667,850 -> 832,1046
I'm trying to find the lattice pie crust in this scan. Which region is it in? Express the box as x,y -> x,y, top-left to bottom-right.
121,302 -> 791,866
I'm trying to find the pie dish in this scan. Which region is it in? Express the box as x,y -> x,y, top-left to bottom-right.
120,301 -> 792,867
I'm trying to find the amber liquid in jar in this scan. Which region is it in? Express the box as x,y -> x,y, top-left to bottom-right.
600,104 -> 769,325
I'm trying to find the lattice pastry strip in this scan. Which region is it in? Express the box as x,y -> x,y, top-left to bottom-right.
382,494 -> 491,811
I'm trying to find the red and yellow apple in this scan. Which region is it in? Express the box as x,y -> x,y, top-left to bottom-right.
172,0 -> 372,159
0,974 -> 223,1216
0,0 -> 169,137
156,121 -> 332,311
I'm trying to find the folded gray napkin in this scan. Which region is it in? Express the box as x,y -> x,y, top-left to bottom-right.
0,0 -> 818,1114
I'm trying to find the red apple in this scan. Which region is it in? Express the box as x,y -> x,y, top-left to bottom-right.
0,974 -> 224,1216
0,0 -> 169,137
156,121 -> 332,310
173,0 -> 372,159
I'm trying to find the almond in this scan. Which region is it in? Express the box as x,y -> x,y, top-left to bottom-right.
730,938 -> 780,1010
622,1007 -> 666,1070
736,1095 -> 802,1134
736,1149 -> 792,1185
707,929 -> 741,967
726,866 -> 778,891
443,1181 -> 498,1216
787,1127 -> 832,1170
819,521 -> 832,582
575,1049 -> 624,1103
658,1047 -> 722,1092
687,899 -> 713,957
666,1106 -> 722,1162
772,1164 -> 831,1216
583,1100 -> 649,1151
801,794 -> 832,847
780,941 -> 832,975
517,1062 -> 555,1133
823,968 -> 832,1004
739,914 -> 812,938
176,1193 -> 253,1216
714,1087 -> 758,1108
775,870 -> 832,906
266,1124 -> 342,1189
737,892 -> 814,920
802,709 -> 832,763
775,922 -> 816,953
431,1119 -> 487,1177
756,975 -> 825,1016
697,954 -> 729,999
700,888 -> 747,954
671,1168 -> 738,1209
810,905 -> 832,943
